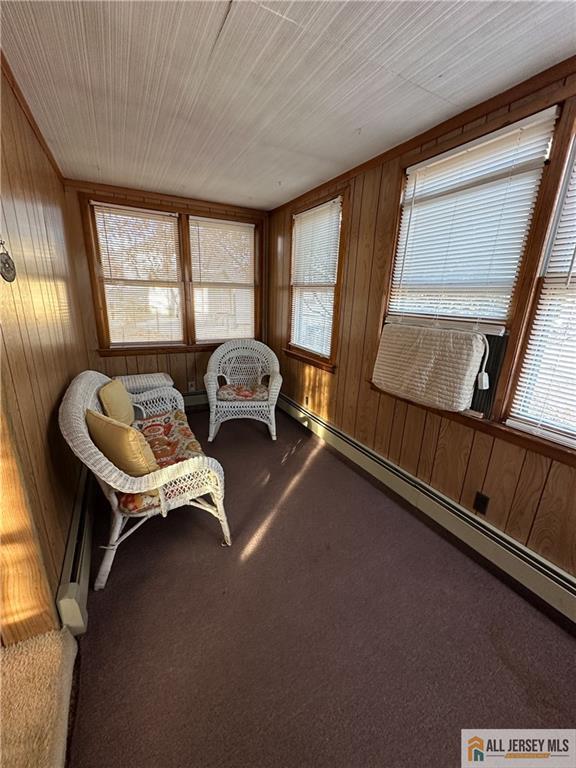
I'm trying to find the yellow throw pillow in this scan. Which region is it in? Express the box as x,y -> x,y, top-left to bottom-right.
85,410 -> 159,477
98,379 -> 135,425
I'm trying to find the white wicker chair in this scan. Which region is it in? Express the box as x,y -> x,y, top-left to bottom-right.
59,370 -> 230,590
204,340 -> 282,441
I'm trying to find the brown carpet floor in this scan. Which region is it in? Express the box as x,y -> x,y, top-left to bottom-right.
68,411 -> 575,768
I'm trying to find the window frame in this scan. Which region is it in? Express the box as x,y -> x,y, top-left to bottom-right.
377,96 -> 576,459
506,132 -> 576,446
284,188 -> 350,373
80,193 -> 264,355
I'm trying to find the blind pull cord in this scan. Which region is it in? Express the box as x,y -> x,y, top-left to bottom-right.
566,244 -> 576,288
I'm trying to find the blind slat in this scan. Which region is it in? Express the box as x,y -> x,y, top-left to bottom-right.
94,204 -> 184,345
509,146 -> 576,445
189,216 -> 255,343
389,108 -> 558,323
290,197 -> 342,357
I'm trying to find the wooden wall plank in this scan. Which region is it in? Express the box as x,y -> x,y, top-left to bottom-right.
355,161 -> 403,449
1,72 -> 89,642
528,462 -> 576,575
430,420 -> 474,501
373,394 -> 396,459
460,431 -> 494,511
398,405 -> 427,476
1,403 -> 59,644
334,176 -> 364,429
416,412 -> 442,484
341,166 -> 382,436
168,353 -> 187,393
506,452 -> 551,544
388,400 -> 408,465
481,439 -> 526,530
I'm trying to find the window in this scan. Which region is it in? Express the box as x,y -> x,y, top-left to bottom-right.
388,107 -> 558,325
189,217 -> 255,342
508,142 -> 576,447
94,205 -> 184,345
289,196 -> 343,363
90,201 -> 259,350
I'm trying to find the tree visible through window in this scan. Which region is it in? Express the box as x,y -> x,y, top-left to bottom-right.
189,217 -> 255,342
91,203 -> 258,348
289,197 -> 343,361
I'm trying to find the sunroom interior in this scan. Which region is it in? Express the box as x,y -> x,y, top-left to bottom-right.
1,2 -> 575,767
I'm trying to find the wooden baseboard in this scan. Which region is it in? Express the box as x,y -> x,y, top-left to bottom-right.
278,395 -> 576,623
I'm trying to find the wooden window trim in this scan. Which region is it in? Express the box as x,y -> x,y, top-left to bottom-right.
494,95 -> 576,420
80,192 -> 264,353
285,187 -> 351,373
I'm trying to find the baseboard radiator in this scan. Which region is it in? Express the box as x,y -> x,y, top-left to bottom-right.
57,467 -> 92,635
278,394 -> 576,623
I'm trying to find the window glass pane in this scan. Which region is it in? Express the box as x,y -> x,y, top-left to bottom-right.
510,148 -> 576,445
94,206 -> 180,282
190,218 -> 254,284
291,287 -> 335,358
389,107 -> 557,323
290,197 -> 342,358
189,217 -> 255,341
104,284 -> 184,345
94,204 -> 184,346
193,285 -> 254,342
292,199 -> 341,284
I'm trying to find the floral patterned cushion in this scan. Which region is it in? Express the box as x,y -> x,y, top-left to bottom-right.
117,409 -> 203,515
217,383 -> 269,401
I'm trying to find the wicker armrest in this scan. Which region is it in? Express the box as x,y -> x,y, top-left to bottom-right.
131,386 -> 185,417
115,373 -> 174,394
102,454 -> 224,494
268,371 -> 283,399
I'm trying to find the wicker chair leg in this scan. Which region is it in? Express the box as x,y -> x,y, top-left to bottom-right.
268,409 -> 277,441
95,508 -> 125,590
208,416 -> 221,442
215,497 -> 232,546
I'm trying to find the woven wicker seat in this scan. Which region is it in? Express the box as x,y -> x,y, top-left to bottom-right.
59,370 -> 231,590
205,340 -> 282,441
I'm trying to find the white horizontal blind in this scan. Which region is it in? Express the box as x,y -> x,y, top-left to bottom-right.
189,216 -> 255,342
93,204 -> 184,345
290,197 -> 342,358
509,143 -> 576,446
389,107 -> 558,323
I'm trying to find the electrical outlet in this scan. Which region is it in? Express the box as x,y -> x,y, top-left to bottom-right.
188,380 -> 196,393
473,491 -> 490,515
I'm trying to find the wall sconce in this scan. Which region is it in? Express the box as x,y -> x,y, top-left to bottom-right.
0,239 -> 16,282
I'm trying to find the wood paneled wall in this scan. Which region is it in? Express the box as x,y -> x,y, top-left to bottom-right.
64,181 -> 266,393
268,66 -> 576,577
1,71 -> 90,643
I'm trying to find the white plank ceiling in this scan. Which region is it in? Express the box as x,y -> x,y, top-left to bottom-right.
2,1 -> 575,209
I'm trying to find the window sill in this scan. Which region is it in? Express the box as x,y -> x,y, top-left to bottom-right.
368,380 -> 576,466
283,347 -> 336,373
98,343 -> 220,357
